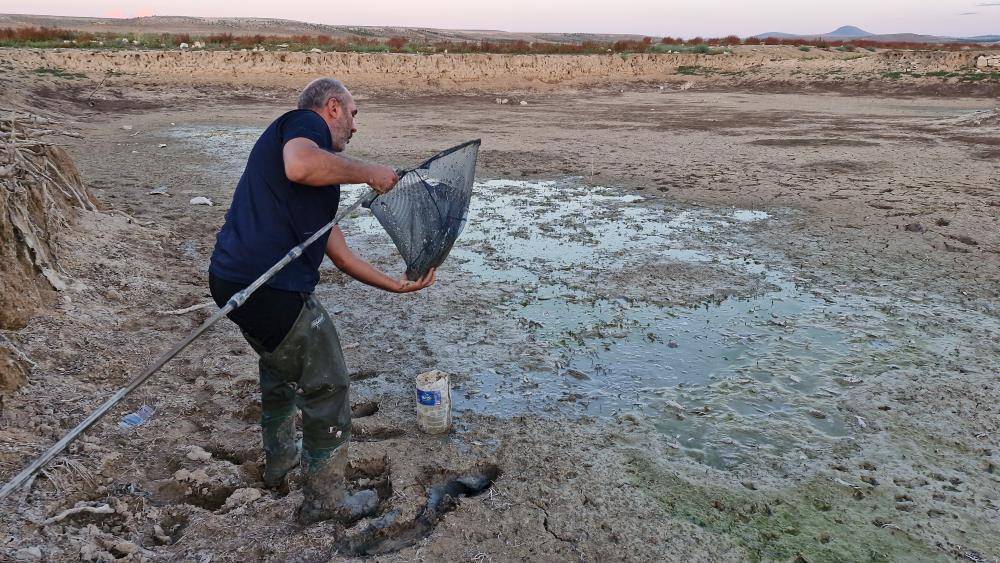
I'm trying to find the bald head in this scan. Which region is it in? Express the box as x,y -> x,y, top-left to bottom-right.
298,78 -> 350,111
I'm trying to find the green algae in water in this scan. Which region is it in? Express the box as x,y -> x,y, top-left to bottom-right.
628,453 -> 947,562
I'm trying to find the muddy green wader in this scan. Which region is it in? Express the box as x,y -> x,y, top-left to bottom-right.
248,295 -> 377,525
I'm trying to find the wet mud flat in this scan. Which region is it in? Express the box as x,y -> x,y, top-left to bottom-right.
1,86 -> 998,562
174,120 -> 998,559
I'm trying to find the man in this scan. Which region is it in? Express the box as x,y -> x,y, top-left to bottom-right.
208,77 -> 436,525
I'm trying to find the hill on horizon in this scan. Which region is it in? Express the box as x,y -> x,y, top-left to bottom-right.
756,24 -> 996,43
826,25 -> 874,37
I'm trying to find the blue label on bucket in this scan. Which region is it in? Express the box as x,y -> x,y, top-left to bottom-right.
417,390 -> 440,406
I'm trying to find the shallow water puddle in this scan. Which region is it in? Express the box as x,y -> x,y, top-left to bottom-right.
339,179 -> 869,468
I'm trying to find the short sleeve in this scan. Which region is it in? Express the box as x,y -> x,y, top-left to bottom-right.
279,111 -> 330,150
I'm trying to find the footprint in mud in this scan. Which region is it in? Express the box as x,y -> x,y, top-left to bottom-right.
338,464 -> 502,556
351,400 -> 405,441
351,400 -> 380,418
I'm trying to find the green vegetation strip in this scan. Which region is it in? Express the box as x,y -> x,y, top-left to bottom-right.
627,453 -> 946,562
33,66 -> 86,79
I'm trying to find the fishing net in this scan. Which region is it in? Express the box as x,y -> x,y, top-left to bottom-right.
365,140 -> 480,281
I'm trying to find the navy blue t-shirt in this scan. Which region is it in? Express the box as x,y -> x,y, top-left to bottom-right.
209,110 -> 340,293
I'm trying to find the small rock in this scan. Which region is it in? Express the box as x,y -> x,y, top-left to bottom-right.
190,196 -> 213,206
186,445 -> 212,462
121,125 -> 133,131
519,100 -> 528,106
158,143 -> 167,148
903,223 -> 926,233
667,341 -> 679,348
310,48 -> 323,53
113,541 -> 139,556
935,218 -> 950,226
954,235 -> 978,246
224,487 -> 263,508
564,368 -> 590,380
188,469 -> 210,483
741,481 -> 757,490
79,543 -> 100,561
148,186 -> 169,196
16,547 -> 42,560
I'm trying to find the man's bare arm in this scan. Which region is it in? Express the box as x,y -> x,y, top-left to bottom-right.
325,226 -> 436,293
283,137 -> 398,193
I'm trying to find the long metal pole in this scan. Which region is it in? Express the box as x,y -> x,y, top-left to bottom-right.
0,190 -> 374,500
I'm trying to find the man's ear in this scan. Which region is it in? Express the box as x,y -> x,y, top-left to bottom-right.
326,97 -> 341,118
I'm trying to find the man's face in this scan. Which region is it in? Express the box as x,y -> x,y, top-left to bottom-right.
324,91 -> 357,153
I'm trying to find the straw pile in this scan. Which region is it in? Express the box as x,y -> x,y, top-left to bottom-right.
0,109 -> 97,391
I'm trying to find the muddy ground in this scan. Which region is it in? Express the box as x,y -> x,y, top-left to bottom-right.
1,64 -> 998,562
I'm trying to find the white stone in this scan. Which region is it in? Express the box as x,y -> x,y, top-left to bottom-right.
179,42 -> 189,49
976,55 -> 988,68
193,41 -> 205,49
185,445 -> 212,461
519,100 -> 528,106
310,48 -> 323,53
189,196 -> 213,206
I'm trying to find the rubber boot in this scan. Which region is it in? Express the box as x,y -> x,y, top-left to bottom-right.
261,410 -> 299,489
297,443 -> 378,526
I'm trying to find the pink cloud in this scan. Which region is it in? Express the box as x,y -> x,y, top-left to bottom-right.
103,9 -> 127,18
135,7 -> 154,17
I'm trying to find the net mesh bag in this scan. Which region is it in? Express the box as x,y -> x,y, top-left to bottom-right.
365,140 -> 480,281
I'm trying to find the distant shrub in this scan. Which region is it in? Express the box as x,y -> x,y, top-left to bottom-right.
799,46 -> 811,52
387,36 -> 407,51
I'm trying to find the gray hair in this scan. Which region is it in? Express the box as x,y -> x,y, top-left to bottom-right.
298,77 -> 350,110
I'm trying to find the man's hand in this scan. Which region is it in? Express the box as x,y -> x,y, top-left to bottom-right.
367,164 -> 399,194
327,227 -> 438,293
394,268 -> 436,293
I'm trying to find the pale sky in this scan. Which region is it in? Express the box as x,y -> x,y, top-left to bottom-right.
4,0 -> 999,38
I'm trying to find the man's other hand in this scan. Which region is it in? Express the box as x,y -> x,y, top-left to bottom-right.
394,268 -> 436,293
367,165 -> 399,194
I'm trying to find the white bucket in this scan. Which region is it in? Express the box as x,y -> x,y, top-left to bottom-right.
415,370 -> 451,434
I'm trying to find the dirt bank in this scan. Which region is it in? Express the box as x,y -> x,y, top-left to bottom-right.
3,45 -> 997,94
0,66 -> 997,561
